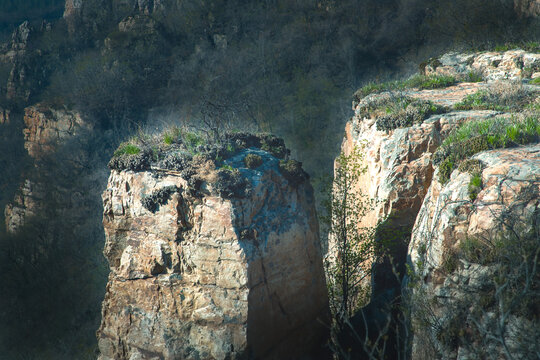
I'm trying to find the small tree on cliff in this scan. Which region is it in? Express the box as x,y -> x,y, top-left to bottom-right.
322,144 -> 376,321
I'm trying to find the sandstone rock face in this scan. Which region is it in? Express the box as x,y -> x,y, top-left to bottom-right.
4,105 -> 90,232
424,50 -> 540,82
408,144 -> 540,359
98,149 -> 329,359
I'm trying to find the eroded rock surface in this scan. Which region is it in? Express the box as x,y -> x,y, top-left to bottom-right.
98,148 -> 329,359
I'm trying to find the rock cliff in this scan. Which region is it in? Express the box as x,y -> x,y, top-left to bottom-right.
98,136 -> 329,359
4,104 -> 90,232
340,49 -> 539,357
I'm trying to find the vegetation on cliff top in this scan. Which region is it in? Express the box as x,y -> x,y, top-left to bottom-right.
434,113 -> 540,183
109,128 -> 308,196
454,81 -> 537,111
353,74 -> 457,103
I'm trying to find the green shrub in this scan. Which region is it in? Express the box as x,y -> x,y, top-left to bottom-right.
405,74 -> 456,89
441,250 -> 460,274
182,131 -> 204,152
113,143 -> 141,157
220,164 -> 235,171
438,157 -> 456,184
468,173 -> 482,201
353,75 -> 456,104
491,41 -> 540,53
278,159 -> 308,187
244,153 -> 263,169
163,127 -> 181,145
531,77 -> 540,85
466,71 -> 483,83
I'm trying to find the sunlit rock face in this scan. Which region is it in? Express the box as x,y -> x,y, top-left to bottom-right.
98,149 -> 329,360
4,104 -> 90,233
408,144 -> 540,359
340,50 -> 539,292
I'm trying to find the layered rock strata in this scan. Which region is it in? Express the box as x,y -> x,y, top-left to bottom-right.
98,147 -> 329,359
340,49 -> 539,293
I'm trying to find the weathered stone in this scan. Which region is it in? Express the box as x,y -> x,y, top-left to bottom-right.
341,52 -> 540,357
98,149 -> 329,359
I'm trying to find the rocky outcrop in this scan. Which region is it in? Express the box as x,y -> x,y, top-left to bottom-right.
408,144 -> 540,359
22,105 -> 90,159
63,0 -> 173,35
423,50 -> 540,82
98,147 -> 329,359
4,104 -> 90,232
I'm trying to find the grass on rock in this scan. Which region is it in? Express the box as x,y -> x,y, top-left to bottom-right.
434,114 -> 540,183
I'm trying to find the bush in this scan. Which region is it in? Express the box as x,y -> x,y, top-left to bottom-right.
141,185 -> 179,213
466,71 -> 483,83
278,159 -> 308,187
113,143 -> 141,157
353,75 -> 457,104
468,173 -> 482,201
375,97 -> 447,132
213,168 -> 249,198
405,74 -> 456,89
244,153 -> 263,169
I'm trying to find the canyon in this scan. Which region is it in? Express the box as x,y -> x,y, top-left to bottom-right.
0,0 -> 539,358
